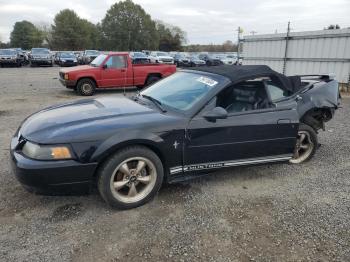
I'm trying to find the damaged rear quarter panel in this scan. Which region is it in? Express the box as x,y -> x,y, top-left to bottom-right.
297,80 -> 339,117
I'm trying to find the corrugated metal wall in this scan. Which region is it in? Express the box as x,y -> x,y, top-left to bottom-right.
242,28 -> 350,83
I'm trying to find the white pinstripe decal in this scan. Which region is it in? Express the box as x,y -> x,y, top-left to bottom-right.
169,155 -> 292,175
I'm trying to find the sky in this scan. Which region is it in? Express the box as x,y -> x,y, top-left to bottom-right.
0,0 -> 349,44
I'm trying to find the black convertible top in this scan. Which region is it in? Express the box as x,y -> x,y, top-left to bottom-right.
190,65 -> 299,92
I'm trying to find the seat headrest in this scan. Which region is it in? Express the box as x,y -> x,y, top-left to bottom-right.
233,88 -> 256,103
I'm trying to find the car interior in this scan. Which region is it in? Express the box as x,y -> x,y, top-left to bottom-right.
216,79 -> 275,113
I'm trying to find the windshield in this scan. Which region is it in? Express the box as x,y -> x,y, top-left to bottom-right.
141,72 -> 221,112
60,52 -> 75,58
156,52 -> 168,57
91,54 -> 107,66
86,50 -> 99,56
0,49 -> 16,55
32,48 -> 50,54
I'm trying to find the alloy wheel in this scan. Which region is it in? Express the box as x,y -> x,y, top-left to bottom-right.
109,157 -> 157,204
290,131 -> 314,164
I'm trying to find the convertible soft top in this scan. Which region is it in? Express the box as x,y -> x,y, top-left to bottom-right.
190,65 -> 300,93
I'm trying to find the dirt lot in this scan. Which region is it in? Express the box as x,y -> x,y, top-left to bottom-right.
0,66 -> 349,262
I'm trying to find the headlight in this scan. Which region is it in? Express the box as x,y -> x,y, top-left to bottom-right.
64,73 -> 69,80
61,59 -> 66,62
22,141 -> 72,160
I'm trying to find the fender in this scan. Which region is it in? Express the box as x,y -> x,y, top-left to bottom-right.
90,129 -> 165,163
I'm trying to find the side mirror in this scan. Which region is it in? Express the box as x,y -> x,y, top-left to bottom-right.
203,107 -> 228,122
102,64 -> 108,69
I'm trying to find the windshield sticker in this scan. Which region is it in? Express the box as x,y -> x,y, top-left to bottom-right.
196,76 -> 218,87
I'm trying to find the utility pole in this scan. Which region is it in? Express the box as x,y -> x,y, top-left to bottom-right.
283,21 -> 291,75
237,26 -> 242,62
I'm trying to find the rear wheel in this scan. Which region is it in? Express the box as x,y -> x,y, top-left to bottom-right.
146,75 -> 161,86
97,146 -> 164,209
77,78 -> 96,96
290,124 -> 317,164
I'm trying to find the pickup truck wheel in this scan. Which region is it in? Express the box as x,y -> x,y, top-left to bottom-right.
97,146 -> 164,209
290,124 -> 317,164
146,76 -> 161,86
77,79 -> 96,96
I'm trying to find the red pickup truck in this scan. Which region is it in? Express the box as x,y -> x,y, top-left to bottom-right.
59,52 -> 176,96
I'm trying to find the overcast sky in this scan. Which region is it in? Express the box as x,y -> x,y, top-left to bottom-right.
0,0 -> 349,44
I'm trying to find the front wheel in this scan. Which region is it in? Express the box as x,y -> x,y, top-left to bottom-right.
97,146 -> 164,209
290,124 -> 317,164
76,78 -> 96,96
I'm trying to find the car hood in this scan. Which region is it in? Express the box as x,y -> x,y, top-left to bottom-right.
19,96 -> 171,144
32,54 -> 50,58
60,65 -> 95,73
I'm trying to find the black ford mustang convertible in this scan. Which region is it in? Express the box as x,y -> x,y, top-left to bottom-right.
11,65 -> 340,209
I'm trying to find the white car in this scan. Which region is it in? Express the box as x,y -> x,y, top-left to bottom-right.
220,54 -> 238,65
150,51 -> 174,64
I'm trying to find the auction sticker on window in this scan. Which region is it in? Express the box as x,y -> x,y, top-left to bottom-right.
196,76 -> 218,87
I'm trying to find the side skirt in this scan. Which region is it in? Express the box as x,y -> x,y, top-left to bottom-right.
169,155 -> 292,176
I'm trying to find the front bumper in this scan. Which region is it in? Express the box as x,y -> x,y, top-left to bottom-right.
0,58 -> 17,64
177,61 -> 191,67
10,137 -> 98,195
159,60 -> 174,64
59,78 -> 77,88
60,61 -> 78,67
30,59 -> 52,65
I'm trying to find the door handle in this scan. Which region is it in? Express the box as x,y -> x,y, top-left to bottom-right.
278,119 -> 291,124
120,69 -> 126,72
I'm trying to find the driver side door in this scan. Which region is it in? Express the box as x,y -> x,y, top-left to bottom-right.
100,55 -> 128,87
183,78 -> 299,174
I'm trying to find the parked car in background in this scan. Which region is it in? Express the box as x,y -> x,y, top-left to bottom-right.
130,52 -> 151,64
56,52 -> 78,67
0,49 -> 23,67
59,52 -> 176,96
142,50 -> 151,56
11,65 -> 340,209
54,51 -> 62,65
29,48 -> 53,67
80,50 -> 100,65
219,54 -> 237,65
173,53 -> 191,67
189,54 -> 206,67
150,51 -> 174,64
14,48 -> 28,65
198,53 -> 224,66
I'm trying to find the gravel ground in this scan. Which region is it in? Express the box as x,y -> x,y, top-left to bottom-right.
0,66 -> 349,262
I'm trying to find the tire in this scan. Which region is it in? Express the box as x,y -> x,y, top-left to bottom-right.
146,75 -> 161,86
76,78 -> 96,96
289,124 -> 317,164
97,146 -> 164,209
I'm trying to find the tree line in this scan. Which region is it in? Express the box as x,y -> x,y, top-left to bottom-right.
7,0 -> 187,51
